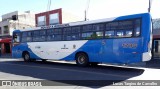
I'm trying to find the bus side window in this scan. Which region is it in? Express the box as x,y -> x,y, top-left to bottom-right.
125,30 -> 133,37
116,31 -> 124,37
82,32 -> 94,40
105,31 -> 115,38
13,33 -> 20,43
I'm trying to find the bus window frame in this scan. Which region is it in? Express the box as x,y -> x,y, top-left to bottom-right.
18,18 -> 142,42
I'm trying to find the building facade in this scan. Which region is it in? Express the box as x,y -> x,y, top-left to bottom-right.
0,11 -> 35,55
152,19 -> 160,58
35,8 -> 81,27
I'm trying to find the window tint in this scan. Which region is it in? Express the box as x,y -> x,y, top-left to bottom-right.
106,22 -> 118,30
21,32 -> 32,42
105,31 -> 115,38
33,31 -> 39,36
47,29 -> 53,35
40,30 -> 46,35
20,18 -> 141,42
134,19 -> 141,36
47,28 -> 62,41
95,31 -> 103,38
22,32 -> 27,37
105,18 -> 141,38
28,32 -> 32,36
71,34 -> 80,40
135,27 -> 140,36
53,29 -> 62,34
82,25 -> 92,32
82,32 -> 94,40
33,36 -> 45,42
63,27 -> 71,34
116,31 -> 124,37
93,24 -> 104,31
125,30 -> 133,37
119,21 -> 133,30
47,35 -> 61,41
72,26 -> 80,33
32,30 -> 46,42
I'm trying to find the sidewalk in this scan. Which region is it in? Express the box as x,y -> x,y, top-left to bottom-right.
0,54 -> 12,58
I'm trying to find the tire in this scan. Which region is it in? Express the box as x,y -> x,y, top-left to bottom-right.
76,53 -> 89,67
23,53 -> 31,62
42,59 -> 47,62
90,62 -> 99,66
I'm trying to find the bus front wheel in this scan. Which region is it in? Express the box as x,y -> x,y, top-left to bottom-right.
76,53 -> 89,67
23,53 -> 31,62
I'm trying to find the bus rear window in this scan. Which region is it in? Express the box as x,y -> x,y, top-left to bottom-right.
134,19 -> 141,37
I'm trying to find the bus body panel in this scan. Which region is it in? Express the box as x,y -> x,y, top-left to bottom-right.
62,38 -> 143,64
12,37 -> 143,64
12,43 -> 40,59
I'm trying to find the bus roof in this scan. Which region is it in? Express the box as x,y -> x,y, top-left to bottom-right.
14,13 -> 150,32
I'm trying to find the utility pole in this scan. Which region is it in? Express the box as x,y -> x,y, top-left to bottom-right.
148,0 -> 151,13
85,0 -> 90,21
85,10 -> 87,21
148,0 -> 153,13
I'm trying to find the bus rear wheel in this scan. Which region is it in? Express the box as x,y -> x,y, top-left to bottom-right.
42,59 -> 47,62
23,53 -> 31,62
76,53 -> 89,67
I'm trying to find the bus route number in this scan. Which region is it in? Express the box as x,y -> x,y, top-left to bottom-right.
122,43 -> 137,48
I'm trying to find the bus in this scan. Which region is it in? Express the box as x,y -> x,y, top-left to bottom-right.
12,13 -> 152,66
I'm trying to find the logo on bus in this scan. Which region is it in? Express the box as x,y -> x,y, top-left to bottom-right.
122,43 -> 137,48
73,44 -> 76,49
61,44 -> 69,49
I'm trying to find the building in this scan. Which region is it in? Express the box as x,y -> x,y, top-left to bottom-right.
152,18 -> 160,58
0,11 -> 35,55
35,8 -> 81,27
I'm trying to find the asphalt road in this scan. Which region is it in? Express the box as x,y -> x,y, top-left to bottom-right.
0,58 -> 145,88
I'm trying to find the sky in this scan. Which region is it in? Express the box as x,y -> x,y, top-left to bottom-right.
0,0 -> 160,21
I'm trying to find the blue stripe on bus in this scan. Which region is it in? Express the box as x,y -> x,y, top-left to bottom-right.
62,38 -> 142,64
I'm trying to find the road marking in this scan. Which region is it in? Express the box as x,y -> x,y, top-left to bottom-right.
0,62 -> 134,78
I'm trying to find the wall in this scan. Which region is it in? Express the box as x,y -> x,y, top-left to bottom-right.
35,8 -> 62,26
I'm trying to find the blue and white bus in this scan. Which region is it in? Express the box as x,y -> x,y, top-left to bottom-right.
12,13 -> 152,66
